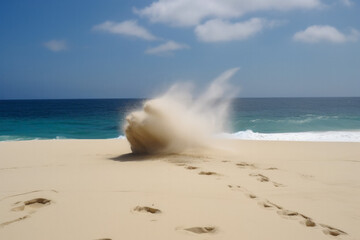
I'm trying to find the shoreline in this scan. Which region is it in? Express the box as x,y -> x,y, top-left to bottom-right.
1,139 -> 359,239
2,130 -> 360,143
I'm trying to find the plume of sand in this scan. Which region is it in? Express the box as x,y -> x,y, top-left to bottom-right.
124,68 -> 239,154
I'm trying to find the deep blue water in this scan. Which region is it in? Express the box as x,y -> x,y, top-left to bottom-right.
0,99 -> 142,140
1,98 -> 360,141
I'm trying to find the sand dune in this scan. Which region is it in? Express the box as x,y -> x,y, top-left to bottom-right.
0,139 -> 360,240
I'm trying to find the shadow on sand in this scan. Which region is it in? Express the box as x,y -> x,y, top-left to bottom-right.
109,153 -> 169,162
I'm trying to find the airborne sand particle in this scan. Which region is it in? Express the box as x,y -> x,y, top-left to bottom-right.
124,68 -> 239,154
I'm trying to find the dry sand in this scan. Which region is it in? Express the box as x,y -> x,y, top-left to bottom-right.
0,139 -> 359,240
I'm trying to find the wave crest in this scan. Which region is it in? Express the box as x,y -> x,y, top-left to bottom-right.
220,130 -> 360,142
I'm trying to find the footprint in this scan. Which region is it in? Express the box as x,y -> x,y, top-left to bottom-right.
183,226 -> 216,234
0,190 -> 57,228
258,201 -> 274,209
320,224 -> 347,236
248,193 -> 257,199
1,198 -> 51,228
250,173 -> 269,182
199,171 -> 217,176
11,198 -> 51,212
277,209 -> 299,218
281,210 -> 298,216
266,167 -> 278,170
249,174 -> 285,187
185,166 -> 198,170
258,201 -> 282,210
323,229 -> 343,236
273,182 -> 285,187
133,206 -> 161,214
236,162 -> 255,168
302,219 -> 316,227
231,185 -> 257,199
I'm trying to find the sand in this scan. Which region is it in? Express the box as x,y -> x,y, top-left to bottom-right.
0,139 -> 359,240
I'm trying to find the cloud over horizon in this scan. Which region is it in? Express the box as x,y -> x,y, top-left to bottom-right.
44,40 -> 67,52
293,25 -> 359,43
195,18 -> 281,42
135,0 -> 322,27
93,20 -> 157,41
90,0 -> 358,55
145,41 -> 189,55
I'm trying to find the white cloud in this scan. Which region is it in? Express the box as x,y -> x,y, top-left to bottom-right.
145,41 -> 189,55
93,20 -> 157,40
195,18 -> 278,42
135,0 -> 322,27
293,25 -> 359,43
44,40 -> 67,52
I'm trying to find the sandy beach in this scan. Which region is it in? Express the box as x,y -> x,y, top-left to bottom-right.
2,0 -> 360,239
0,139 -> 359,240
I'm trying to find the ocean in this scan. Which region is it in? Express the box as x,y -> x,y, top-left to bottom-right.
1,98 -> 360,142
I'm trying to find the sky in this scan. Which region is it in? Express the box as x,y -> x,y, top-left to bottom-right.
0,0 -> 359,99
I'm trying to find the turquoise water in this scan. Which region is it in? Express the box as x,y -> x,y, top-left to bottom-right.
230,98 -> 360,133
1,98 -> 360,141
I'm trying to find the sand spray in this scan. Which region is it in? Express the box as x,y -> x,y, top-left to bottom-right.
124,68 -> 239,153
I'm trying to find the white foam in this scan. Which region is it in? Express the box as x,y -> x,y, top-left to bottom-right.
55,136 -> 67,139
219,130 -> 360,142
0,135 -> 46,142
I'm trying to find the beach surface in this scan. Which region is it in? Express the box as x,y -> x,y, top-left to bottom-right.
0,139 -> 359,240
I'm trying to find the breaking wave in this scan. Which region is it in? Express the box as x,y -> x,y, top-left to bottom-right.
220,130 -> 360,142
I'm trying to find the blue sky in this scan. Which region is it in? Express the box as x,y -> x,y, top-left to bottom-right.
0,0 -> 359,99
